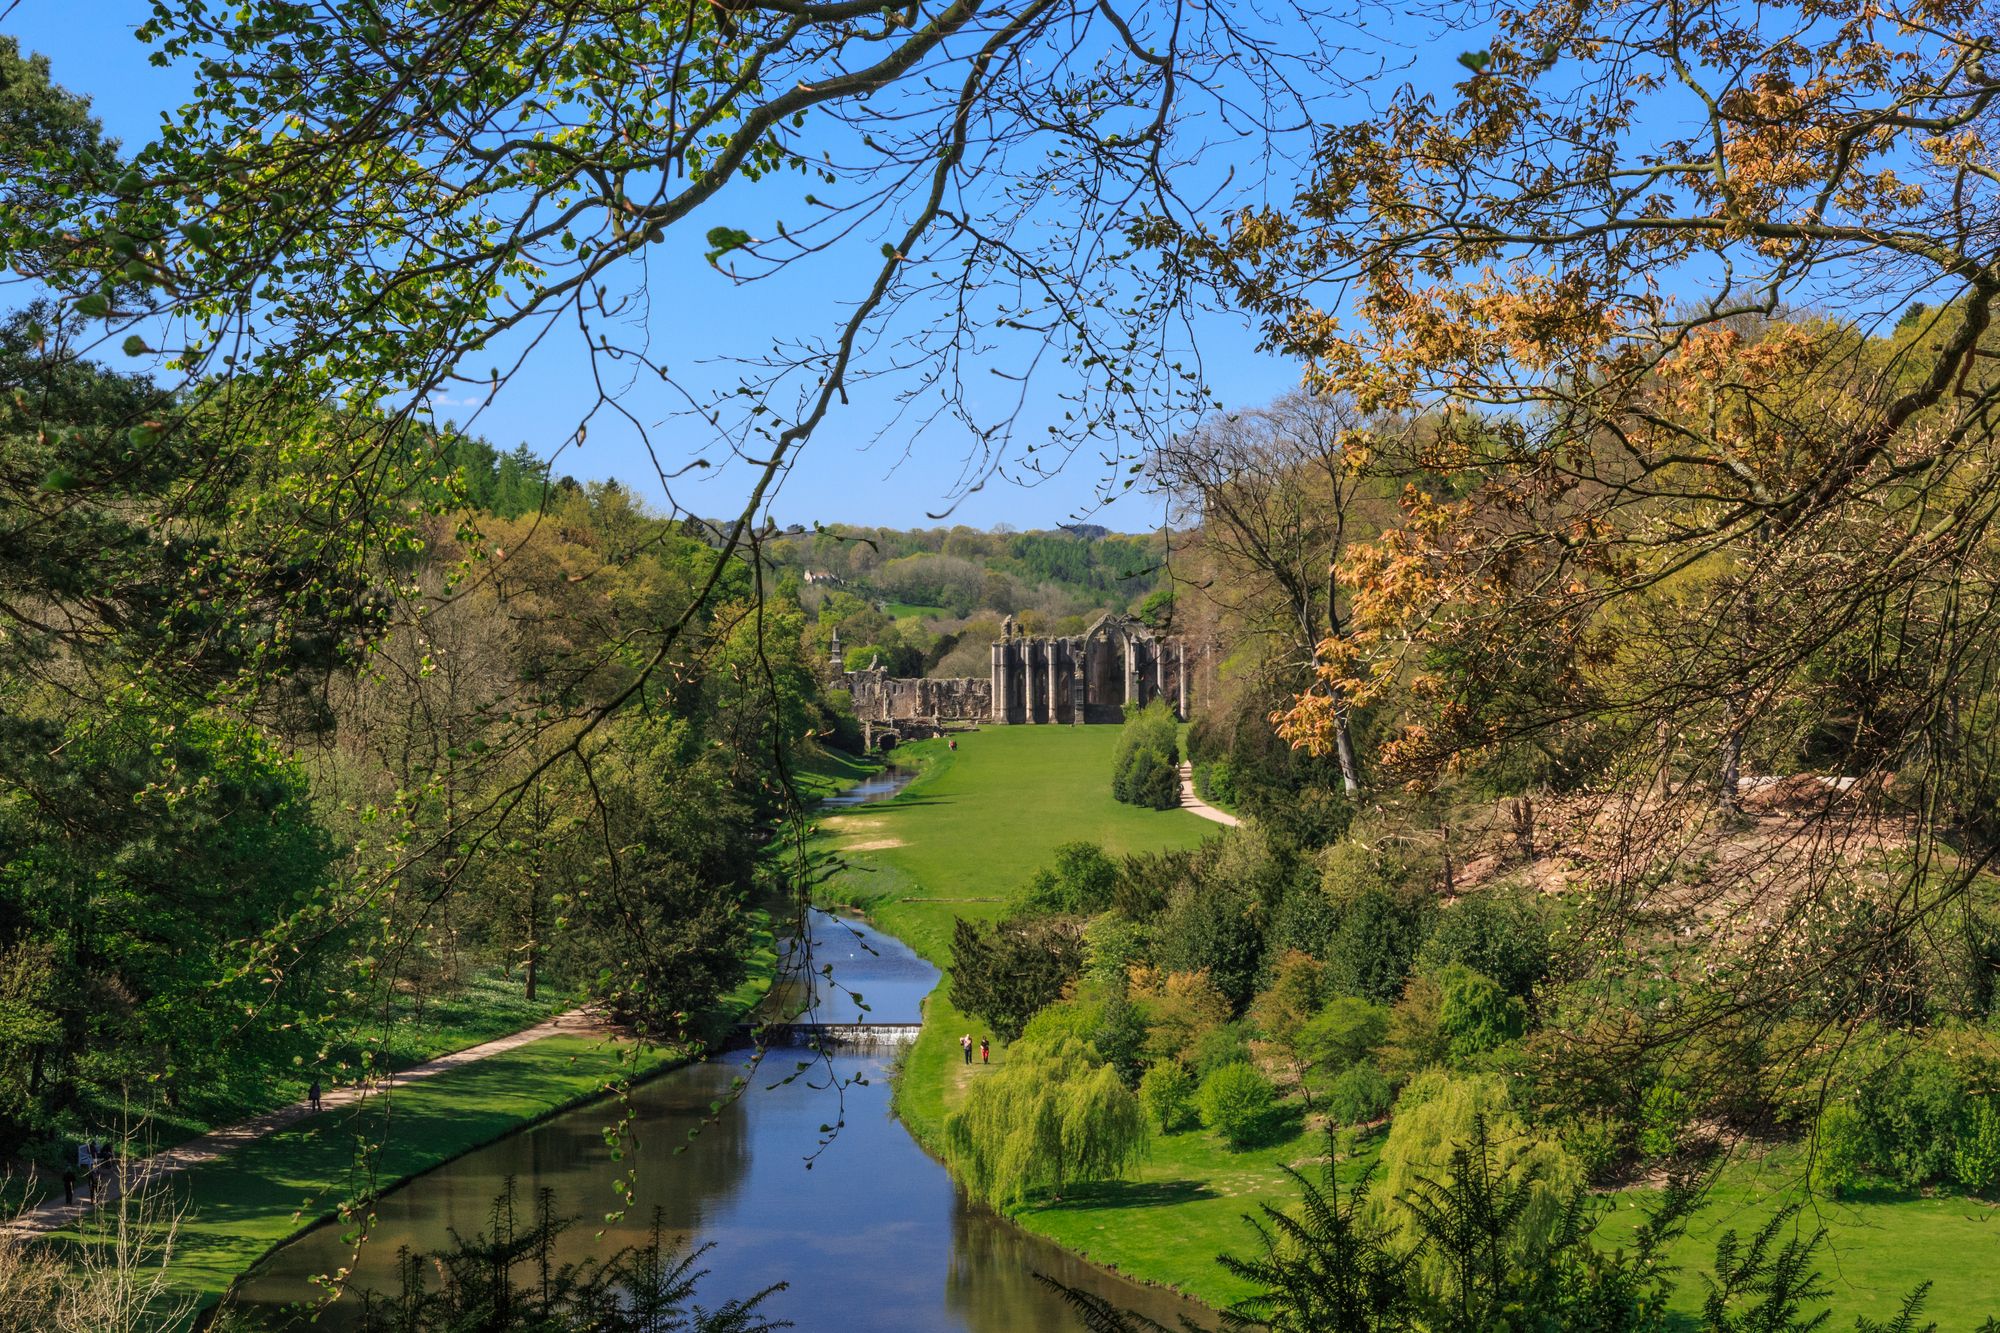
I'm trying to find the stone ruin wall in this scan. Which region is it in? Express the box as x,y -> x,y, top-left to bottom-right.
843,670 -> 993,724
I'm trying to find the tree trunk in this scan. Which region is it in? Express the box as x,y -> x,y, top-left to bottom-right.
1718,708 -> 1746,815
1333,702 -> 1361,796
1325,567 -> 1362,795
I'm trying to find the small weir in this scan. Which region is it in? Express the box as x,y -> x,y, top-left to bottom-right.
744,1020 -> 926,1047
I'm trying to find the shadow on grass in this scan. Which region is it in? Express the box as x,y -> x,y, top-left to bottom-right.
1044,1178 -> 1220,1210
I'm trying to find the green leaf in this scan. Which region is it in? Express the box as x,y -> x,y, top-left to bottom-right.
702,226 -> 751,265
76,293 -> 110,317
1457,50 -> 1491,72
121,335 -> 151,357
128,424 -> 160,448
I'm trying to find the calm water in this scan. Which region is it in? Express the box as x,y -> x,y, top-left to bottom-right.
230,766 -> 1205,1332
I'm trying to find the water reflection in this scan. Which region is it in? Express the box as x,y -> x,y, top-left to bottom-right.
231,912 -> 1204,1332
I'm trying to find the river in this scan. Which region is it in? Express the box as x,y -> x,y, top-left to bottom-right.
229,769 -> 1206,1331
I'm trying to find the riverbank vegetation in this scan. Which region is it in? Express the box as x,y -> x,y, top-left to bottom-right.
828,720 -> 2000,1322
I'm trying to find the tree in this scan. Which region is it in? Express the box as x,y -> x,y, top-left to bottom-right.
0,37 -> 113,280
1416,896 -> 1549,1005
1253,950 -> 1333,1102
1185,0 -> 2000,1096
1373,1073 -> 1582,1279
1024,843 -> 1121,915
1296,998 -> 1391,1101
948,917 -> 1084,1042
1113,702 -> 1182,810
1139,1061 -> 1196,1133
1434,967 -> 1527,1063
0,703 -> 332,1146
1327,889 -> 1428,1006
1155,391 -> 1398,794
944,1035 -> 1148,1205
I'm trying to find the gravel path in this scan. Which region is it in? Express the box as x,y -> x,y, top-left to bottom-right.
1177,762 -> 1242,827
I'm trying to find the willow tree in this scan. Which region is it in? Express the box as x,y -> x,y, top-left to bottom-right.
1168,0 -> 2000,1076
944,1034 -> 1148,1205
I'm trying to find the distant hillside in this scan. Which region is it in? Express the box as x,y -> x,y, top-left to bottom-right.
767,523 -> 1174,680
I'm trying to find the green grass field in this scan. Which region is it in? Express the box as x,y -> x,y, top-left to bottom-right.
881,600 -> 949,621
1598,1143 -> 2000,1327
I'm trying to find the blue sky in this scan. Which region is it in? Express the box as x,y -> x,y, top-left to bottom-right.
6,1 -> 1323,533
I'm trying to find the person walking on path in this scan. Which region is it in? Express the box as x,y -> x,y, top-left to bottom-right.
309,1076 -> 322,1113
61,1167 -> 75,1206
960,1033 -> 973,1065
978,1038 -> 989,1065
77,1140 -> 95,1202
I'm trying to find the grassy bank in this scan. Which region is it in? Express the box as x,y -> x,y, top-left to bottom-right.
1597,1143 -> 2000,1326
72,905 -> 786,1310
171,1033 -> 682,1303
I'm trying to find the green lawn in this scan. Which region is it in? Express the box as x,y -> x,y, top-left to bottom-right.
881,600 -> 949,621
1596,1144 -> 2000,1327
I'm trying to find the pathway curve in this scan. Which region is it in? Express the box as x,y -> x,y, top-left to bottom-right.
3,1007 -> 607,1238
1177,762 -> 1241,827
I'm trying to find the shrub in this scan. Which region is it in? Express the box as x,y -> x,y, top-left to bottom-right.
1193,757 -> 1236,808
1198,1061 -> 1278,1148
1325,1060 -> 1394,1125
1435,965 -> 1528,1062
1874,1049 -> 1966,1189
1638,1078 -> 1694,1159
1954,1096 -> 2000,1192
1112,701 -> 1181,809
1416,892 -> 1551,1001
1810,1101 -> 1869,1199
1139,1061 -> 1197,1133
948,916 -> 1083,1040
1188,1022 -> 1253,1080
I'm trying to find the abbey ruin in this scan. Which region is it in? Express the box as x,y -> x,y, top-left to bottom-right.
833,611 -> 1188,747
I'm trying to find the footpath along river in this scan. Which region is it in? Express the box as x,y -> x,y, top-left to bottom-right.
230,770 -> 1206,1331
